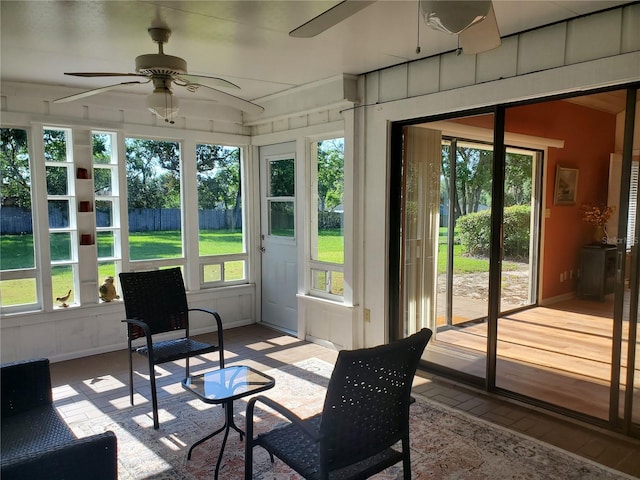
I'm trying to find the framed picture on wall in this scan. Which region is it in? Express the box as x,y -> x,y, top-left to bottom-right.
554,166 -> 579,205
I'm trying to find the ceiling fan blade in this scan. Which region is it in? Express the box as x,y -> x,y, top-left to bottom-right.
53,80 -> 150,103
289,0 -> 376,38
187,83 -> 264,115
175,74 -> 240,90
459,3 -> 501,54
65,72 -> 147,78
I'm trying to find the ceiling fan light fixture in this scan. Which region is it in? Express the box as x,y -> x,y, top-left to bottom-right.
420,0 -> 492,35
147,87 -> 179,124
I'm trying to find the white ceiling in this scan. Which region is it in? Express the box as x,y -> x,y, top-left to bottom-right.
0,1 -> 633,106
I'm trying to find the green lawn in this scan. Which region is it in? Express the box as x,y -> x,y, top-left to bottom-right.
1,228 -> 521,307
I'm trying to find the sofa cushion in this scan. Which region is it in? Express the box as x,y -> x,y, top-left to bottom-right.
1,405 -> 76,466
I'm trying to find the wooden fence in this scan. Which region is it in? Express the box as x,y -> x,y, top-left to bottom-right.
1,207 -> 242,234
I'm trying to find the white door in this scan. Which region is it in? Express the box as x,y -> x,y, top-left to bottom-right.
260,143 -> 298,334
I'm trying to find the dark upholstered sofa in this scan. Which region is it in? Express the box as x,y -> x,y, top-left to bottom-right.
1,358 -> 117,480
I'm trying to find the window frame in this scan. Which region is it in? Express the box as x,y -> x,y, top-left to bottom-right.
43,126 -> 80,309
307,135 -> 345,301
195,142 -> 250,288
0,126 -> 42,314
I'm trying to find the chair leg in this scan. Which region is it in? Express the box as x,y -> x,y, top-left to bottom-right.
402,437 -> 411,480
148,358 -> 159,430
127,348 -> 134,406
185,356 -> 190,377
244,443 -> 253,480
245,399 -> 256,480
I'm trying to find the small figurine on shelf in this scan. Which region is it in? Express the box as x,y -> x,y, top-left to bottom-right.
56,289 -> 72,308
99,276 -> 120,302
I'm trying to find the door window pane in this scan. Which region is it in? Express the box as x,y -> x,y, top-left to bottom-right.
269,201 -> 294,237
269,158 -> 294,196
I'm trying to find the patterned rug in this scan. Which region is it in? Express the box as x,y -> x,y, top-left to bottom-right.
69,358 -> 634,480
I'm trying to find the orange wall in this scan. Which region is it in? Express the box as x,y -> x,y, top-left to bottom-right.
455,101 -> 616,300
505,101 -> 616,299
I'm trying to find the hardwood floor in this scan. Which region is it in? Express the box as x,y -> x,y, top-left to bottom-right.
428,295 -> 640,422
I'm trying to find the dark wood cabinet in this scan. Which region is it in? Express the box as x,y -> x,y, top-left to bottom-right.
577,244 -> 617,301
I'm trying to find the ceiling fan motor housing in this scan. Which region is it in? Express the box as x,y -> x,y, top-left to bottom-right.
135,54 -> 187,76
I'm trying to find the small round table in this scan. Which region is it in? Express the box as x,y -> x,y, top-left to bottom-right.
182,365 -> 275,479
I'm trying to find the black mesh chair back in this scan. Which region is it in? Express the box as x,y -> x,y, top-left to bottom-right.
120,268 -> 190,340
319,328 -> 430,473
245,328 -> 432,480
119,267 -> 225,429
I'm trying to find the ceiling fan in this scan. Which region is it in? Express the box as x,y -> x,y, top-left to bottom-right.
289,0 -> 500,54
53,22 -> 264,123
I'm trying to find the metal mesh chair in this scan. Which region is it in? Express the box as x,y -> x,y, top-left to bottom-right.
119,267 -> 225,429
245,328 -> 432,480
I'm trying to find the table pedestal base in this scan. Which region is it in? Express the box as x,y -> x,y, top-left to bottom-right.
186,400 -> 243,479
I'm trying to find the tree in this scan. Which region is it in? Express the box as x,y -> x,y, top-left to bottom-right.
317,139 -> 344,212
1,128 -> 31,208
196,144 -> 242,230
43,129 -> 70,198
441,143 -> 492,222
504,152 -> 532,207
125,138 -> 180,209
269,158 -> 295,197
196,144 -> 240,210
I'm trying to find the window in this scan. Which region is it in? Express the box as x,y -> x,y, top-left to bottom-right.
44,127 -> 78,308
310,138 -> 344,298
125,138 -> 182,265
93,132 -> 122,285
0,128 -> 38,311
267,157 -> 295,238
196,143 -> 247,285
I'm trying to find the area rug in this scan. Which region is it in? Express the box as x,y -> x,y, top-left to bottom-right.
69,358 -> 634,480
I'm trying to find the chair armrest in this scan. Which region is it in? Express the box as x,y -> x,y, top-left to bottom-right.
121,318 -> 152,337
246,395 -> 321,443
1,431 -> 117,480
189,308 -> 225,367
1,358 -> 52,418
121,318 -> 154,353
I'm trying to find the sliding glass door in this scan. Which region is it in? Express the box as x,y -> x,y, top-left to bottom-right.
391,83 -> 640,437
398,116 -> 497,383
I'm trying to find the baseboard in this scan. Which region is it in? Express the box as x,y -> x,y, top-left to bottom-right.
539,292 -> 576,306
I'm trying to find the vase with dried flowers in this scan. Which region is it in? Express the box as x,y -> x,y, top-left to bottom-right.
582,204 -> 615,244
